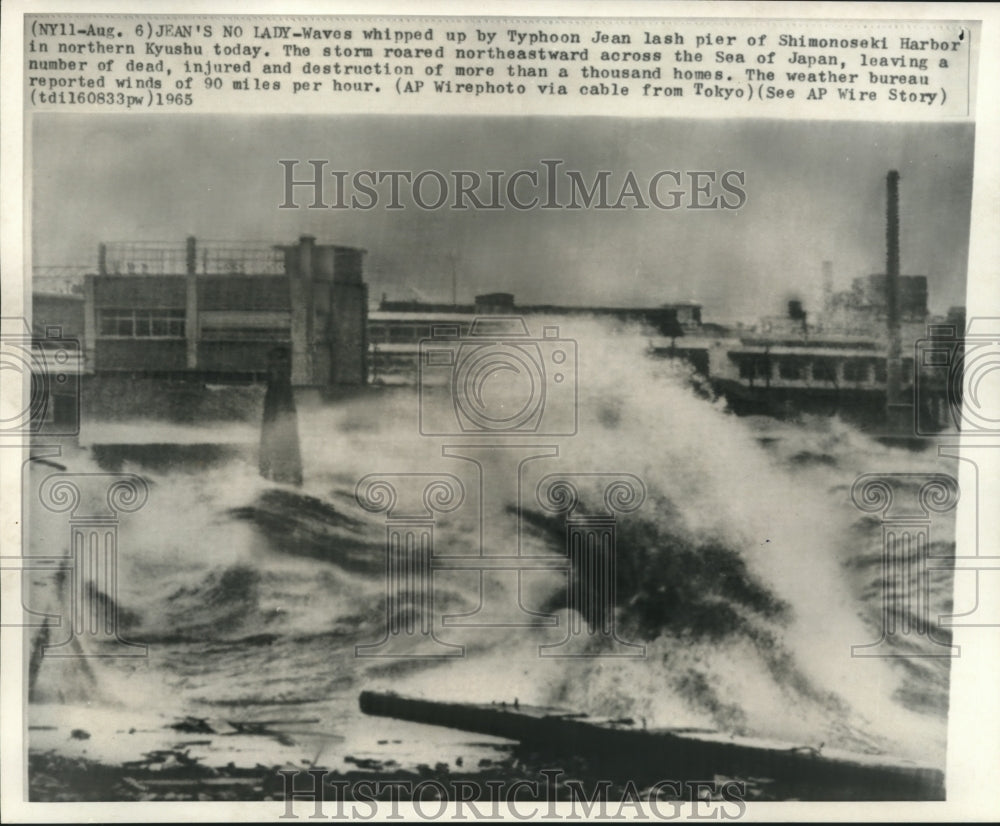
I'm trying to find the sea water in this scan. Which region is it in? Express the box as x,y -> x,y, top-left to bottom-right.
26,316 -> 954,772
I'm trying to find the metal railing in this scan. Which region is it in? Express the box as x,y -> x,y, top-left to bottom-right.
32,267 -> 88,295
195,241 -> 286,275
103,242 -> 189,275
100,239 -> 287,276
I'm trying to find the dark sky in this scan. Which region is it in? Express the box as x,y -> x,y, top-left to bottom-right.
32,114 -> 974,320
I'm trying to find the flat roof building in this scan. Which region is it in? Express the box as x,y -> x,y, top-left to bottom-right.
80,235 -> 367,386
367,292 -> 702,385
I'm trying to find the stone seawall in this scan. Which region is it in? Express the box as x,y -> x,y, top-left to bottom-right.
81,376 -> 266,424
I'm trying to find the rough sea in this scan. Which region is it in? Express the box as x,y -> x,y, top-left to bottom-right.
26,317 -> 956,789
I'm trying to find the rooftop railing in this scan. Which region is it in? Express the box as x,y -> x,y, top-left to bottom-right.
99,238 -> 287,276
32,267 -> 89,295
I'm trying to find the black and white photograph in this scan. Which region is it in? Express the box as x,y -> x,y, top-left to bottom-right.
2,3 -> 999,822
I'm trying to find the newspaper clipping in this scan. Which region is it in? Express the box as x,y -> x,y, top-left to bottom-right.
2,1 -> 998,822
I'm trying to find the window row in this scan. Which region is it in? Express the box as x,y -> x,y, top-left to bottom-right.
99,309 -> 185,338
200,327 -> 290,341
369,324 -> 472,344
736,356 -> 908,384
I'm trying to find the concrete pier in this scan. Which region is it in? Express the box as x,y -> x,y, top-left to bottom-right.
259,347 -> 303,486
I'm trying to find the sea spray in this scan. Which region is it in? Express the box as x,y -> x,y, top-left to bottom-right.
27,314 -> 952,769
259,347 -> 303,487
381,315 -> 951,764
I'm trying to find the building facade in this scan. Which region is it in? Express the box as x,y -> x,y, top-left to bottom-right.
81,235 -> 367,386
652,282 -> 958,432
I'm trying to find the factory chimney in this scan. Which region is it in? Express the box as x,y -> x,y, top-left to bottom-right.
884,171 -> 908,432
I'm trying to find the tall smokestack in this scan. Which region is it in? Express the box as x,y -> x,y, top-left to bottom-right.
885,171 -> 906,431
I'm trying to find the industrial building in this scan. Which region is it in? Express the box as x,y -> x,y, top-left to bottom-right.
824,273 -> 930,327
651,172 -> 960,433
61,235 -> 369,387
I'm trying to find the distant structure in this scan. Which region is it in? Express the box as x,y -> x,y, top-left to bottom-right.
42,235 -> 369,387
825,273 -> 929,326
653,173 -> 959,433
368,292 -> 702,383
375,292 -> 701,332
32,293 -> 85,340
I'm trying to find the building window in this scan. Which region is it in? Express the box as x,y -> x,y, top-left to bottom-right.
389,326 -> 417,343
779,360 -> 802,380
200,327 -> 290,341
843,360 -> 868,383
739,356 -> 769,380
99,309 -> 185,338
812,359 -> 836,383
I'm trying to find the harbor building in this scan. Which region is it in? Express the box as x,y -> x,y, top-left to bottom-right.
368,292 -> 702,384
650,274 -> 958,431
75,235 -> 368,386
